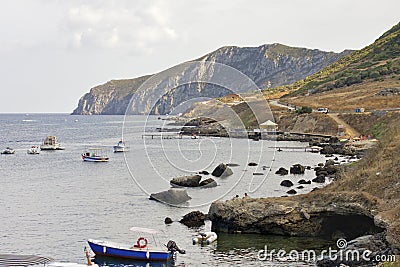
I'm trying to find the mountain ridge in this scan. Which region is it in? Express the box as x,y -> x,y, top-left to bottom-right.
72,43 -> 350,115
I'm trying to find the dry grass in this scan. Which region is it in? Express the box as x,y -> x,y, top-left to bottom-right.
283,78 -> 400,112
329,120 -> 400,208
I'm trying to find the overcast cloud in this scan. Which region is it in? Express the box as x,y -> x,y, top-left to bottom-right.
0,0 -> 399,113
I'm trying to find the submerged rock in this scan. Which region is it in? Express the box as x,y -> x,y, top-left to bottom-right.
211,163 -> 233,177
150,188 -> 191,205
170,175 -> 202,187
226,163 -> 240,167
180,211 -> 206,227
275,167 -> 289,175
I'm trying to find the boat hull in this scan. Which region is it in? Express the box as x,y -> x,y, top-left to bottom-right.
113,146 -> 127,153
88,240 -> 171,262
82,155 -> 109,162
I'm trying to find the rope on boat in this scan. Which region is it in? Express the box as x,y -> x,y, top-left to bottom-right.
0,254 -> 53,266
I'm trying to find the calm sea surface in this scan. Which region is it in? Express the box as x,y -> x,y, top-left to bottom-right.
0,114 -> 341,266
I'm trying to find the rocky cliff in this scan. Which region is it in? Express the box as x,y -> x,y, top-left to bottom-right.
72,44 -> 350,115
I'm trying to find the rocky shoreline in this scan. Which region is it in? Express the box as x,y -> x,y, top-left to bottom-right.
205,122 -> 400,266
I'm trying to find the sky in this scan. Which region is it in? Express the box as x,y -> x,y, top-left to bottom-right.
0,0 -> 399,113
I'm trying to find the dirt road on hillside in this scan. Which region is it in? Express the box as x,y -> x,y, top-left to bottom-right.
327,113 -> 360,138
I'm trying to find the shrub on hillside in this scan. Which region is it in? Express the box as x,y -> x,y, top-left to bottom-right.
296,106 -> 313,114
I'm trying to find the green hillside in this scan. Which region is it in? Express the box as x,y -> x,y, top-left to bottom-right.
270,22 -> 400,96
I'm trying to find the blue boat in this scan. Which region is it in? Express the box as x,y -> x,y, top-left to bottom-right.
88,239 -> 171,261
87,227 -> 185,262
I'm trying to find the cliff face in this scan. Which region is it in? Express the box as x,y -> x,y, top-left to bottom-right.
72,44 -> 350,115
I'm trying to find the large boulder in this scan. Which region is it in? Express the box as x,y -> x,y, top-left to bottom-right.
317,233 -> 392,267
212,163 -> 233,177
290,164 -> 305,174
321,145 -> 335,154
150,188 -> 191,205
275,167 -> 289,175
315,169 -> 328,177
170,175 -> 202,187
180,211 -> 206,227
280,180 -> 294,187
325,159 -> 335,167
326,165 -> 338,175
312,175 -> 326,183
199,178 -> 217,188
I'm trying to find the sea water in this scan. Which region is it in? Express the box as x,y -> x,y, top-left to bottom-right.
0,114 -> 338,266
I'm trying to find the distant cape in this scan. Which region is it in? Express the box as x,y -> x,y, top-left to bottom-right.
72,43 -> 351,115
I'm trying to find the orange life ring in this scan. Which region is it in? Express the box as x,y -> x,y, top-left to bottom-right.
135,237 -> 148,249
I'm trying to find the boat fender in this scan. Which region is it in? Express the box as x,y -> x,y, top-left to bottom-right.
135,237 -> 148,249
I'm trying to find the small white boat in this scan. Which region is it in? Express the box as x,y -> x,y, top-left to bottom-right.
40,136 -> 65,150
113,140 -> 127,153
1,147 -> 15,154
82,148 -> 109,162
192,232 -> 217,245
27,145 -> 40,154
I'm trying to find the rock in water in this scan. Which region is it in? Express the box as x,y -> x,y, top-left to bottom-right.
150,188 -> 191,205
199,170 -> 209,175
180,211 -> 206,227
280,180 -> 294,187
325,159 -> 335,166
321,145 -> 335,154
290,164 -> 305,174
170,175 -> 202,187
287,189 -> 297,195
199,178 -> 217,188
275,167 -> 289,175
248,162 -> 258,166
298,179 -> 312,184
226,163 -> 240,167
312,175 -> 326,183
164,217 -> 173,224
211,163 -> 233,177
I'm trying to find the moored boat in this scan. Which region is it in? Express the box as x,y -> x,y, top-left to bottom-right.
40,136 -> 65,150
82,148 -> 109,162
1,147 -> 15,154
87,227 -> 185,262
27,145 -> 40,154
113,140 -> 127,153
